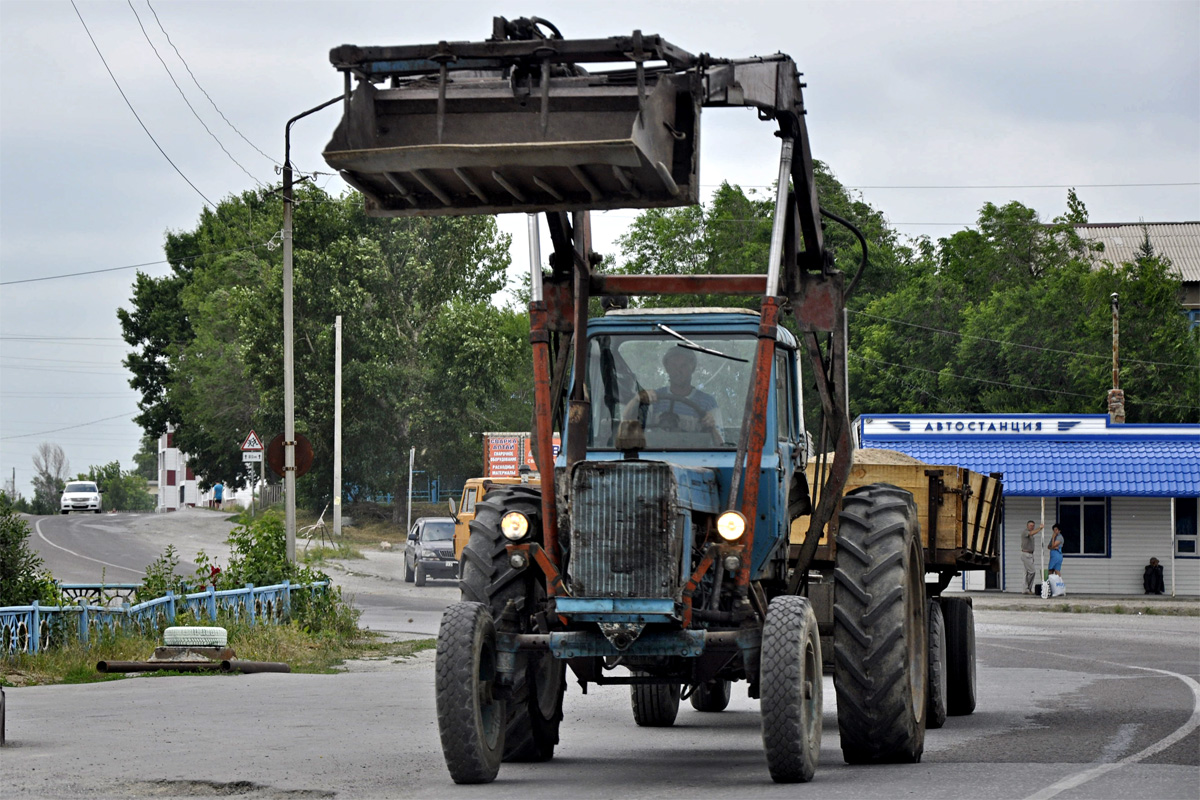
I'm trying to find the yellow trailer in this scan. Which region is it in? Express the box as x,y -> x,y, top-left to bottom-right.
792,454 -> 1003,577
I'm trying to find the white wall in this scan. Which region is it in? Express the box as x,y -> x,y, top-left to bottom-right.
1000,495 -> 1198,597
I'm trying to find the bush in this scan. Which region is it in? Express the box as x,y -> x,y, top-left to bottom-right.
0,496 -> 58,606
138,544 -> 188,602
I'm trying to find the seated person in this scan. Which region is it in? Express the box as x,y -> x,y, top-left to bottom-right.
623,346 -> 723,445
1143,557 -> 1165,595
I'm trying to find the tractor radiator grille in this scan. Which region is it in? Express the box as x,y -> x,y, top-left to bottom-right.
569,461 -> 681,599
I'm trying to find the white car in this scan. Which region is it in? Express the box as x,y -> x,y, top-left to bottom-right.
60,481 -> 102,514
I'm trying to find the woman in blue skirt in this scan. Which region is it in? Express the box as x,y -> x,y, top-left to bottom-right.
1047,523 -> 1064,575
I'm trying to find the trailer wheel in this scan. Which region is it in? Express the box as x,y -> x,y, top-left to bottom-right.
941,596 -> 977,716
690,679 -> 732,712
415,563 -> 427,587
461,485 -> 564,762
833,483 -> 927,764
926,599 -> 948,730
436,602 -> 504,784
760,595 -> 822,783
631,674 -> 681,727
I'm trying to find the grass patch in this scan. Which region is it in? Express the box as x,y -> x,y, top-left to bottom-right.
0,608 -> 416,687
302,542 -> 364,562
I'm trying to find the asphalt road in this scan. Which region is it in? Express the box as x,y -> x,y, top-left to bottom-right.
27,510 -> 234,586
6,513 -> 1199,799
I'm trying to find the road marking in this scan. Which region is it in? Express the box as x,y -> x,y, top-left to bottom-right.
35,517 -> 144,577
985,643 -> 1200,800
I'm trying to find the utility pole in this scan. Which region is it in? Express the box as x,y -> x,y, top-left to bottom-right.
282,95 -> 341,563
406,446 -> 416,532
333,314 -> 343,536
1107,292 -> 1125,424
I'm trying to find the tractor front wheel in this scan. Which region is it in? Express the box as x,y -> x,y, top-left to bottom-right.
460,485 -> 565,761
435,602 -> 504,784
760,595 -> 822,783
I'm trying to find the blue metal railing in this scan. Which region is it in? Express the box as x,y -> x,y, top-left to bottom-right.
0,580 -> 328,656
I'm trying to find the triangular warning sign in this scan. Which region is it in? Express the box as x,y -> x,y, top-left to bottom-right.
241,430 -> 264,451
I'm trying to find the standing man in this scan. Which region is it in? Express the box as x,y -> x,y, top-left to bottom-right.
212,482 -> 224,510
1022,520 -> 1043,594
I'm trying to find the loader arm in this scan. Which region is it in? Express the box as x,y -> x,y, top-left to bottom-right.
323,17 -> 854,574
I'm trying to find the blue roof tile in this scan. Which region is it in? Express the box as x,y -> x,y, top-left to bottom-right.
865,439 -> 1200,497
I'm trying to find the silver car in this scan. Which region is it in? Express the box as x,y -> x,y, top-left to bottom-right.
60,481 -> 102,514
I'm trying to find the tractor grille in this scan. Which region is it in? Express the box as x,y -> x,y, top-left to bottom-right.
569,461 -> 681,599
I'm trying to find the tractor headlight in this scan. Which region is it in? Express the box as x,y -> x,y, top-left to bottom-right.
500,511 -> 530,541
716,511 -> 746,541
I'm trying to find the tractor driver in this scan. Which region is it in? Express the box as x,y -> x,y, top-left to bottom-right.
622,346 -> 724,443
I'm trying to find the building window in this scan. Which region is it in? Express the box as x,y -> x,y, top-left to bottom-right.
166,432 -> 174,448
1176,497 -> 1199,557
1056,497 -> 1108,556
186,466 -> 195,481
166,469 -> 176,487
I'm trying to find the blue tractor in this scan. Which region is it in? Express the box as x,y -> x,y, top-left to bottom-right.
323,16 -> 986,784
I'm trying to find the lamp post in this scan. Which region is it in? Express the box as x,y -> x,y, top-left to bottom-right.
282,95 -> 340,562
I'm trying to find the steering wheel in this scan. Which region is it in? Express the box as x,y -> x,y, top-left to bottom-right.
621,391 -> 724,446
646,393 -> 711,431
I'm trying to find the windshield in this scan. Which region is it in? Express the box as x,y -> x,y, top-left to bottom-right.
422,521 -> 455,541
64,482 -> 97,494
586,333 -> 757,450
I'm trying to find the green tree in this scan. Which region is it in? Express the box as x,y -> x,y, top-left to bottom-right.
0,494 -> 58,605
81,461 -> 155,512
132,433 -> 158,482
848,200 -> 1199,422
120,186 -> 516,514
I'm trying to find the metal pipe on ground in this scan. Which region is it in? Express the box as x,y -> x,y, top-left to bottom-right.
221,660 -> 291,674
96,660 -> 224,673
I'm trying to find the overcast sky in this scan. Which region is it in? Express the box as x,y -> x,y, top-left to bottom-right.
2,0 -> 1197,502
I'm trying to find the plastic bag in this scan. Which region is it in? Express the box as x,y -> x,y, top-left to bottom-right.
1043,574 -> 1066,598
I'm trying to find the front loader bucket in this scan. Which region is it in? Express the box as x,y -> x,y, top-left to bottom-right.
323,72 -> 700,217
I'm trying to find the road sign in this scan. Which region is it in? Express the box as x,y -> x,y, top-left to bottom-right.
241,430 -> 264,451
267,433 -> 314,478
242,451 -> 263,462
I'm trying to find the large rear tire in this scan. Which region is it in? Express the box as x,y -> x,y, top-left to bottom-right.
926,599 -> 948,730
760,595 -> 822,783
690,679 -> 732,712
461,485 -> 565,762
942,596 -> 977,716
833,483 -> 927,764
435,602 -> 504,784
631,676 -> 681,727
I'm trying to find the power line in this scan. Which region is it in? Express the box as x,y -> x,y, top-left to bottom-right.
145,0 -> 283,169
1,412 -> 138,441
127,0 -> 266,188
0,364 -> 130,376
694,182 -> 1200,190
848,310 -> 1196,369
71,0 -> 217,210
0,244 -> 266,286
1,355 -> 127,366
1,335 -> 125,341
848,182 -> 1199,190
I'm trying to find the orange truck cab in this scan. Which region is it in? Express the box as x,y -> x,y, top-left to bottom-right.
450,476 -> 541,560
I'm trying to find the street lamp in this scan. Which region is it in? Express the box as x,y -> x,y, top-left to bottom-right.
282,95 -> 340,562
